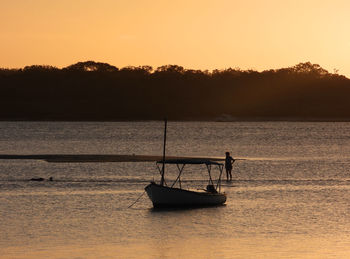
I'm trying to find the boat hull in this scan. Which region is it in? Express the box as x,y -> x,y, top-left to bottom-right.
145,182 -> 226,208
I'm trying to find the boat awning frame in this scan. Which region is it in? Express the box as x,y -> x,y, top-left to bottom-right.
156,158 -> 224,192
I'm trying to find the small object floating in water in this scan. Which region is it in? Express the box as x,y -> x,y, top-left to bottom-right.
30,177 -> 45,181
29,177 -> 53,181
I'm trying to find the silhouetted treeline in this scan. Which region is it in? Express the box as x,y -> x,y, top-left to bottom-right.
0,61 -> 349,121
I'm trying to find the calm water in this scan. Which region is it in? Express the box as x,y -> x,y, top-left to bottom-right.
1,121 -> 350,258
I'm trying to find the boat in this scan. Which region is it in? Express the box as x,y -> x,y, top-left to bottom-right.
145,159 -> 226,208
145,120 -> 226,208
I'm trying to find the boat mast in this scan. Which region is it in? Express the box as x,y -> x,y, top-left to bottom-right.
160,118 -> 167,186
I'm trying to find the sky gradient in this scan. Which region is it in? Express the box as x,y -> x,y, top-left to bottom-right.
1,0 -> 349,77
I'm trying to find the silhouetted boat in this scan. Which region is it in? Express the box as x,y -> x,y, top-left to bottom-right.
145,120 -> 226,208
145,159 -> 226,208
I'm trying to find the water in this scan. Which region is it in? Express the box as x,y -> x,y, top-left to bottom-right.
1,121 -> 350,258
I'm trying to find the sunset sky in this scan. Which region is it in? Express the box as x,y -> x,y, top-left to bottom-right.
1,0 -> 349,77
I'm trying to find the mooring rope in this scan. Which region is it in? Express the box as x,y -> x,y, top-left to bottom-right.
128,190 -> 146,208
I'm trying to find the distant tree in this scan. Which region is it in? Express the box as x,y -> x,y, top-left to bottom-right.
213,67 -> 244,77
155,65 -> 185,74
120,65 -> 153,73
118,66 -> 153,78
64,61 -> 118,72
291,62 -> 329,76
23,65 -> 59,72
0,68 -> 20,76
139,65 -> 153,73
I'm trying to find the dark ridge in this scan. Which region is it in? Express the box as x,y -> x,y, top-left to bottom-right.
0,61 -> 349,121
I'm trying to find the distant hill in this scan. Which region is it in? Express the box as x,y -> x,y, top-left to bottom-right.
0,61 -> 349,121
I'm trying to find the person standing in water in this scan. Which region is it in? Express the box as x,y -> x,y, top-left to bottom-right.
225,152 -> 235,181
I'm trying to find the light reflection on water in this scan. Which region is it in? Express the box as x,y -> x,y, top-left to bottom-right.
1,121 -> 350,258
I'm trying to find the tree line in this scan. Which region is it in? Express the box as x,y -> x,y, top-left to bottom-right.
0,61 -> 349,121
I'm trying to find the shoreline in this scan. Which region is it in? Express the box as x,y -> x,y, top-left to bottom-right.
1,117 -> 350,122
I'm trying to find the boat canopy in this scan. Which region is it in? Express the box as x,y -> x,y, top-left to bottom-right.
156,158 -> 224,191
156,158 -> 223,166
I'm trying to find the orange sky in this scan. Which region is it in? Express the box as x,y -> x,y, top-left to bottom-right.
1,0 -> 349,77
